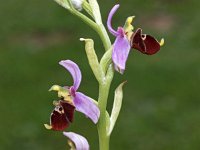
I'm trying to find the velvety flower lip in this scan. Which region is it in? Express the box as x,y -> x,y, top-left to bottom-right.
107,4 -> 131,74
59,60 -> 100,124
63,132 -> 89,150
131,28 -> 161,55
44,100 -> 75,131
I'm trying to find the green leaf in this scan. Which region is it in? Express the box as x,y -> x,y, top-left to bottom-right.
80,38 -> 105,83
108,81 -> 126,135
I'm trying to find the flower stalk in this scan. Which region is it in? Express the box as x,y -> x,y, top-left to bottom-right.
55,0 -> 111,51
97,64 -> 114,149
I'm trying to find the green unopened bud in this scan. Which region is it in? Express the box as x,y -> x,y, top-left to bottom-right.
88,0 -> 102,24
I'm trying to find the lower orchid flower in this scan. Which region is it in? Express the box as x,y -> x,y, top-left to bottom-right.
44,60 -> 100,131
63,132 -> 89,150
107,4 -> 164,74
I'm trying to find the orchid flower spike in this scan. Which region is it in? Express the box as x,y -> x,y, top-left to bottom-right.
107,4 -> 164,74
45,60 -> 100,131
63,132 -> 89,150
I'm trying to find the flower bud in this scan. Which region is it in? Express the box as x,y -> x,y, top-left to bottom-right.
71,0 -> 84,11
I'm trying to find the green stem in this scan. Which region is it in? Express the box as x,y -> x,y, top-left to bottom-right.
68,1 -> 113,149
68,8 -> 98,33
73,10 -> 111,51
97,65 -> 114,150
97,83 -> 111,150
95,19 -> 113,150
67,0 -> 111,51
97,24 -> 111,51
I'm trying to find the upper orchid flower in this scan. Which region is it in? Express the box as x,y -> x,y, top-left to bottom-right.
107,4 -> 130,74
45,60 -> 100,131
107,4 -> 164,74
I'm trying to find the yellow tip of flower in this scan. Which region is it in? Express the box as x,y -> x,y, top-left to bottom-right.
124,16 -> 135,33
127,16 -> 135,24
53,100 -> 59,106
44,124 -> 52,130
49,85 -> 61,92
159,38 -> 164,46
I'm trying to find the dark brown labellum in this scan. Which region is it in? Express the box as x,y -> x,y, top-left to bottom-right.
50,100 -> 75,131
131,28 -> 160,55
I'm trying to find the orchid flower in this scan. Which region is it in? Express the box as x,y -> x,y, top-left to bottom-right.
107,4 -> 130,74
63,132 -> 89,150
45,60 -> 100,131
107,4 -> 164,74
